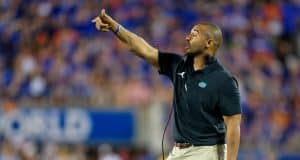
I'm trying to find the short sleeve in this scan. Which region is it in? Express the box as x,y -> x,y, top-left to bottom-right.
158,51 -> 182,81
218,77 -> 242,116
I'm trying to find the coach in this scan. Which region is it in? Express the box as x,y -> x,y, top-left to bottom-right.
92,9 -> 241,160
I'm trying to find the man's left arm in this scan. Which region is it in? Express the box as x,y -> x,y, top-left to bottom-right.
218,77 -> 242,160
224,114 -> 241,160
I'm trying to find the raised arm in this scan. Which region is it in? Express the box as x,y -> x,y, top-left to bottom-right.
92,9 -> 159,68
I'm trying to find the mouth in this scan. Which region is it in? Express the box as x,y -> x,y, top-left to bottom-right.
184,44 -> 190,52
184,46 -> 189,51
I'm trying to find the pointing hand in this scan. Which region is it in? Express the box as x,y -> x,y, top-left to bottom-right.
92,9 -> 117,32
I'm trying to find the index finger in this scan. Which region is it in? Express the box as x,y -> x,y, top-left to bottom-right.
101,9 -> 106,17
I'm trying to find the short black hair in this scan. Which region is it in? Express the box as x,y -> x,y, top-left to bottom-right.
196,22 -> 223,54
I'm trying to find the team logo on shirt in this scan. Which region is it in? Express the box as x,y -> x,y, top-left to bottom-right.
198,81 -> 207,88
177,72 -> 185,78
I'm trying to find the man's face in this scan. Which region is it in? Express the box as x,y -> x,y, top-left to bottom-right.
185,26 -> 206,55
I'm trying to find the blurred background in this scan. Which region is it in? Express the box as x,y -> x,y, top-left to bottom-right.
0,0 -> 299,160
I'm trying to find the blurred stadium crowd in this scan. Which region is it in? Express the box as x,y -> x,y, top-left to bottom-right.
0,0 -> 300,159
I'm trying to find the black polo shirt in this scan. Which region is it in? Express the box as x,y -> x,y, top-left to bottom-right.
158,51 -> 241,146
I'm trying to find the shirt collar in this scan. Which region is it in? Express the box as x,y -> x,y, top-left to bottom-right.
184,55 -> 224,74
200,57 -> 224,74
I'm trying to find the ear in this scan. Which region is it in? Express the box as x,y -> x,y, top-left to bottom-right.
205,39 -> 214,48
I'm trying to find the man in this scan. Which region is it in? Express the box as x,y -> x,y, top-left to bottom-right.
92,9 -> 241,160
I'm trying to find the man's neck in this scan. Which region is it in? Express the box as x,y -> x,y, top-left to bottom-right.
193,54 -> 207,71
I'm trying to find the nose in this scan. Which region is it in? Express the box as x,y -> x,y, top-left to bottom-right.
186,34 -> 191,41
